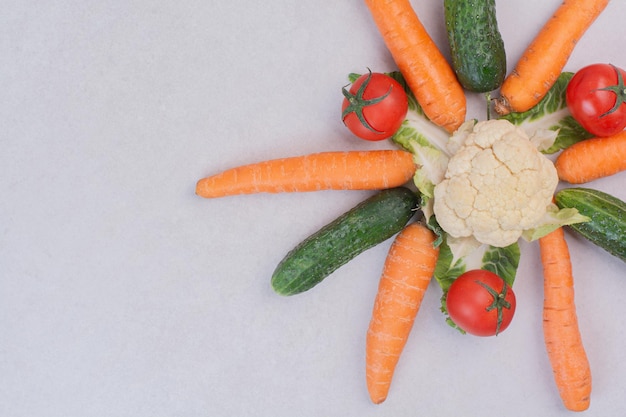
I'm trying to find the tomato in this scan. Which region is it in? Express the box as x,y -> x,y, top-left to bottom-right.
445,269 -> 516,337
341,71 -> 408,141
566,63 -> 626,137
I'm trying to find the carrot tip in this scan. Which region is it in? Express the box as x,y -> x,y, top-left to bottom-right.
370,396 -> 386,405
195,179 -> 210,198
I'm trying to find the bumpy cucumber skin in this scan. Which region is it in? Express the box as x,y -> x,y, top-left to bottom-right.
555,188 -> 626,263
444,0 -> 506,92
271,187 -> 420,296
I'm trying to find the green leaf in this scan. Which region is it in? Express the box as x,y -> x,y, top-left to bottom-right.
480,243 -> 520,287
426,214 -> 445,248
433,236 -> 467,292
499,72 -> 593,153
521,204 -> 591,241
434,238 -> 520,291
393,121 -> 450,201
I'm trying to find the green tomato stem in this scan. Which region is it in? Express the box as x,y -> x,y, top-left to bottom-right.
475,279 -> 512,336
341,69 -> 392,133
595,64 -> 626,118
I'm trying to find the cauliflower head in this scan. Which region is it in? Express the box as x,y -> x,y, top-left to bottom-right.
433,119 -> 558,247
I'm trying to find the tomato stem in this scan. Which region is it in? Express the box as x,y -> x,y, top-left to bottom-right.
342,69 -> 392,133
595,64 -> 626,118
474,279 -> 512,336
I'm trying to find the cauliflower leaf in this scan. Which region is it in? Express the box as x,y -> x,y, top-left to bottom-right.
392,117 -> 450,201
521,203 -> 591,241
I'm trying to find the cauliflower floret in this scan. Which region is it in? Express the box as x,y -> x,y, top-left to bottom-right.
433,119 -> 558,247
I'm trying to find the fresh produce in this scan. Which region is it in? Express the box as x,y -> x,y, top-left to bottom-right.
555,131 -> 626,183
498,72 -> 593,154
271,187 -> 420,296
195,150 -> 416,198
443,0 -> 506,93
555,188 -> 626,262
445,269 -> 516,336
342,71 -> 408,141
433,237 -> 520,331
390,80 -> 453,204
366,222 -> 439,404
432,119 -> 560,248
495,0 -> 609,115
539,227 -> 592,412
197,0 -> 626,410
363,0 -> 466,133
392,72 -> 593,225
566,63 -> 626,137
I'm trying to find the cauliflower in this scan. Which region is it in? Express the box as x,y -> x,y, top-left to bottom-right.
433,119 -> 558,247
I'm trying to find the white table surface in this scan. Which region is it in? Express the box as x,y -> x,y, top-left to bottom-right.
1,1 -> 625,416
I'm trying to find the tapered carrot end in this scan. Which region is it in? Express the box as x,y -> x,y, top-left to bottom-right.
559,365 -> 592,412
196,176 -> 232,198
369,393 -> 387,405
366,378 -> 389,404
366,361 -> 392,404
564,398 -> 591,412
195,178 -> 211,198
195,173 -> 240,198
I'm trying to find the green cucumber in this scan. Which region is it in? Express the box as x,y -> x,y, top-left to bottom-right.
444,0 -> 506,93
271,187 -> 420,296
555,187 -> 626,262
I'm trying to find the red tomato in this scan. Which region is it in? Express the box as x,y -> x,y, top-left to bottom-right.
566,63 -> 626,137
341,71 -> 408,141
445,269 -> 516,337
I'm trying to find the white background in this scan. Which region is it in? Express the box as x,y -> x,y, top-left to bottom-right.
1,1 -> 625,416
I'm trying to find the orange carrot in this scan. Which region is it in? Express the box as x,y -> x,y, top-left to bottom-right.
555,131 -> 626,183
195,150 -> 416,198
364,0 -> 466,133
366,222 -> 439,404
539,227 -> 591,412
494,0 -> 609,115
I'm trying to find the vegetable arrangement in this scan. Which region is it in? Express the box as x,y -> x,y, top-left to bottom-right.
197,0 -> 626,412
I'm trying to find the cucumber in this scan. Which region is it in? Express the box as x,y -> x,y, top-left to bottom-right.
555,187 -> 626,262
271,187 -> 420,296
444,0 -> 506,92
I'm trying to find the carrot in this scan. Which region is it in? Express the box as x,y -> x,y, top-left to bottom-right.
494,0 -> 609,115
195,150 -> 416,198
538,227 -> 591,412
366,222 -> 439,404
555,131 -> 626,183
363,0 -> 466,133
